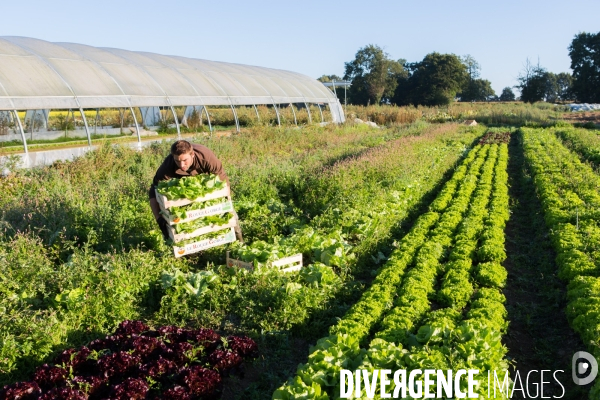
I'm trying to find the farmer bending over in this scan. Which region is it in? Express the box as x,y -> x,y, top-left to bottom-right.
149,139 -> 243,243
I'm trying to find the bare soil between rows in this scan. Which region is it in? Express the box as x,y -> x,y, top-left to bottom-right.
561,111 -> 600,125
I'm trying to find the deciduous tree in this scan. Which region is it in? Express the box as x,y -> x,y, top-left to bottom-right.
343,45 -> 406,105
460,79 -> 495,102
317,75 -> 342,83
517,58 -> 549,103
499,87 -> 516,101
393,52 -> 468,106
569,31 -> 600,102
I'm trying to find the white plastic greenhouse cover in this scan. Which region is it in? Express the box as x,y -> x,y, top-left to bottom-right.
0,36 -> 344,122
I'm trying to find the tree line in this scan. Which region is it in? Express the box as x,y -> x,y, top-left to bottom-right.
320,31 -> 600,106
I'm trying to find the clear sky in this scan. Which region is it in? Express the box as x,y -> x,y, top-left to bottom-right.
1,0 -> 598,96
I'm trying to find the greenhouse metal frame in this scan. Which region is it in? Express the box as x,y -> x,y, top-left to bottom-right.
0,36 -> 344,158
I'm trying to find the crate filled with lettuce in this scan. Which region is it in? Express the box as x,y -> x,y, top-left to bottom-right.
155,174 -> 239,257
226,240 -> 303,272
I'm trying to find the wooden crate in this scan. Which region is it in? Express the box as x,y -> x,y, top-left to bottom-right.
162,199 -> 233,225
167,216 -> 237,243
155,186 -> 229,210
173,227 -> 236,258
226,251 -> 303,273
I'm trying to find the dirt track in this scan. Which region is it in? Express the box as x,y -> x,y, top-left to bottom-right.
561,111 -> 600,124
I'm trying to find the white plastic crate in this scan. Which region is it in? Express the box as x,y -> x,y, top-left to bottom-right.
162,199 -> 234,225
173,228 -> 236,258
226,251 -> 303,273
167,216 -> 237,243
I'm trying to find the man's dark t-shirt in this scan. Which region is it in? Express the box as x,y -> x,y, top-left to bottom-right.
148,143 -> 228,200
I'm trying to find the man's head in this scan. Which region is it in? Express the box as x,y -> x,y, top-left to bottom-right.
171,140 -> 194,171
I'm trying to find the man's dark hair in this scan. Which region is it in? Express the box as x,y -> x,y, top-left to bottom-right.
171,140 -> 193,155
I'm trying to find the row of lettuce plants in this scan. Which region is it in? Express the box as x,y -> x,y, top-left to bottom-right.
363,143 -> 511,399
373,145 -> 498,345
552,124 -> 600,166
521,127 -> 600,398
272,143 -> 499,398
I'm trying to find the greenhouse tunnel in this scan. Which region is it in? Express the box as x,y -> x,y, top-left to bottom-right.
0,36 -> 344,168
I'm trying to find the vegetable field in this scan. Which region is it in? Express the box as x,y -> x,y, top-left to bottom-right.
1,106 -> 600,399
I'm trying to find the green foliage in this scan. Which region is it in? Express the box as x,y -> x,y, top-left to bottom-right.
569,31 -> 600,103
515,59 -> 572,103
343,44 -> 407,105
499,87 -> 516,101
517,59 -> 550,103
316,75 -> 342,83
156,174 -> 226,201
161,268 -> 219,298
173,212 -> 233,234
546,72 -> 574,102
522,126 -> 600,383
393,52 -> 469,106
459,78 -> 496,102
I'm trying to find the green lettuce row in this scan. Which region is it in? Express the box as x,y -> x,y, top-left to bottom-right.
331,144 -> 488,342
565,276 -> 600,346
522,129 -> 600,280
523,132 -> 600,229
328,211 -> 439,341
438,144 -> 498,309
360,144 -> 510,399
554,125 -> 600,166
374,145 -> 492,344
428,143 -> 482,213
521,128 -> 600,397
273,145 -> 489,399
474,144 -> 510,287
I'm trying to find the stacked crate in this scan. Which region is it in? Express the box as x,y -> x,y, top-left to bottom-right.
155,183 -> 238,258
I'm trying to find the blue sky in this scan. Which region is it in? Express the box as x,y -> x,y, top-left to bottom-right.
1,0 -> 598,96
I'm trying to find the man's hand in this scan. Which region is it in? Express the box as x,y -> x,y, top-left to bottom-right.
157,217 -> 171,241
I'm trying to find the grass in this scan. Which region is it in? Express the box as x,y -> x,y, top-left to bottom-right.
345,101 -> 569,127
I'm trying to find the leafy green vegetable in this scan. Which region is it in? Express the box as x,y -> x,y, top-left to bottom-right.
161,268 -> 219,298
173,212 -> 233,234
164,198 -> 229,220
156,174 -> 226,200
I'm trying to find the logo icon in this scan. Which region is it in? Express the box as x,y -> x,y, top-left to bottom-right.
572,351 -> 598,385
